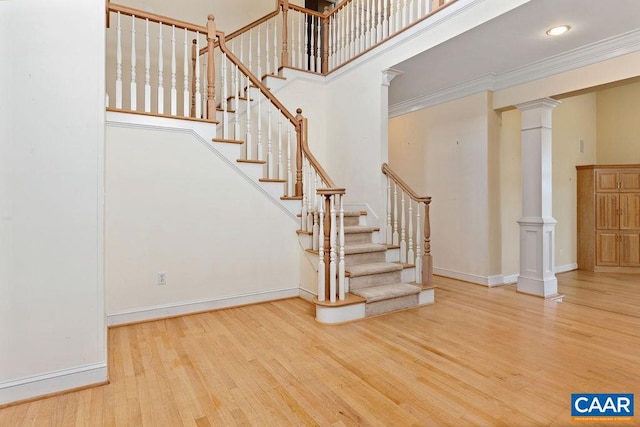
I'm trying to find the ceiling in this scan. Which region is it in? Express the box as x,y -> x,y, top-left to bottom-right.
388,0 -> 640,107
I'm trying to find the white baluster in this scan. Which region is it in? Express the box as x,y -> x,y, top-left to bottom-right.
307,162 -> 314,231
267,102 -> 273,178
416,202 -> 422,284
301,157 -> 308,231
417,0 -> 423,19
144,19 -> 151,112
313,172 -> 320,251
350,2 -> 356,57
408,198 -> 414,265
409,0 -> 415,23
194,33 -> 201,119
265,22 -> 270,77
395,0 -> 402,33
234,64 -> 240,139
222,53 -> 229,139
297,12 -> 303,68
183,28 -> 189,117
393,183 -> 399,245
115,12 -> 122,109
360,0 -> 365,53
402,0 -> 408,27
170,25 -> 177,115
383,0 -> 389,39
304,15 -> 309,70
377,0 -> 383,42
386,176 -> 392,244
157,22 -> 164,114
257,25 -> 262,79
201,57 -> 206,119
273,18 -> 278,74
400,191 -> 406,263
316,17 -> 321,72
246,76 -> 252,159
248,29 -> 253,83
329,195 -> 337,303
338,194 -> 345,300
366,0 -> 372,49
317,196 -> 326,302
130,15 -> 137,110
287,128 -> 293,196
328,16 -> 333,70
278,117 -> 283,180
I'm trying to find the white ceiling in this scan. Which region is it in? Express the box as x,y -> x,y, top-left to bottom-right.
388,0 -> 640,106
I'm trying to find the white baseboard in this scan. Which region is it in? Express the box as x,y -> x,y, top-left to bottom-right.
299,288 -> 317,302
554,263 -> 578,274
433,268 -> 503,287
503,274 -> 519,284
0,363 -> 107,406
107,287 -> 300,326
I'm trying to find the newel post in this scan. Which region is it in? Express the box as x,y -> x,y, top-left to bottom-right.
206,15 -> 217,121
321,6 -> 330,74
422,198 -> 433,285
294,108 -> 305,197
281,0 -> 290,68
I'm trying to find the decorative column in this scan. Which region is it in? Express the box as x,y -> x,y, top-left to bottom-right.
381,68 -> 403,167
516,98 -> 560,297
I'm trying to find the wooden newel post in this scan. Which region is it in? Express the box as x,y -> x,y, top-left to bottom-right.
295,108 -> 304,197
206,14 -> 217,121
281,0 -> 290,68
422,198 -> 433,285
190,39 -> 197,117
322,6 -> 329,74
322,194 -> 332,300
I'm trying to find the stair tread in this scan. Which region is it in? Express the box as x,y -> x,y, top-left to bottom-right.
343,243 -> 387,254
213,138 -> 243,145
259,178 -> 286,183
351,282 -> 421,303
237,158 -> 266,164
346,262 -> 403,277
343,225 -> 378,234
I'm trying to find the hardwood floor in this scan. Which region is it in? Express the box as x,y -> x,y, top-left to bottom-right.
1,270 -> 639,426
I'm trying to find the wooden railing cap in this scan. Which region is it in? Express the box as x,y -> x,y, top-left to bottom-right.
382,163 -> 431,203
317,188 -> 346,195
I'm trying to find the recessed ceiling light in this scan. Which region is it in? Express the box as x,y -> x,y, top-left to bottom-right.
546,25 -> 571,36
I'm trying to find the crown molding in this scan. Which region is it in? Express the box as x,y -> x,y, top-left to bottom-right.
389,27 -> 640,116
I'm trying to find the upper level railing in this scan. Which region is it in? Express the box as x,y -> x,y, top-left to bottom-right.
382,163 -> 432,284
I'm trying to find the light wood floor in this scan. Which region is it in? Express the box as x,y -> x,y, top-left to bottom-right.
1,270 -> 639,426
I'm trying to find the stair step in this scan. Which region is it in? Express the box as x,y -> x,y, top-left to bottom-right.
237,158 -> 266,164
263,73 -> 287,81
282,196 -> 302,201
344,226 -> 378,234
213,138 -> 243,145
351,282 -> 421,303
259,178 -> 286,183
344,243 -> 387,254
346,262 -> 403,277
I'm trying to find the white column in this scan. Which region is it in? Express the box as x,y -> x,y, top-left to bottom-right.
516,98 -> 561,298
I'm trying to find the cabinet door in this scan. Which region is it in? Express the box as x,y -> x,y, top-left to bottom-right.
595,193 -> 619,230
620,193 -> 640,230
596,231 -> 619,266
596,171 -> 619,192
619,170 -> 640,192
620,231 -> 640,267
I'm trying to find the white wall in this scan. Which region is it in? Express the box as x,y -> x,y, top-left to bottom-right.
105,124 -> 300,323
0,0 -> 106,405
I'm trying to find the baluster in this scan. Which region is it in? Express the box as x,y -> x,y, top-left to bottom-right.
338,194 -> 345,300
316,16 -> 322,72
386,176 -> 392,244
307,161 -> 314,231
194,34 -> 201,118
366,0 -> 372,49
278,117 -> 283,180
303,15 -> 309,71
350,2 -> 356,57
393,183 -> 399,245
157,23 -> 164,114
267,102 -> 273,178
329,195 -> 337,303
377,0 -> 383,42
297,12 -> 303,68
408,198 -> 414,265
273,18 -> 278,74
415,201 -> 422,284
201,57 -> 207,119
395,0 -> 402,33
360,0 -> 365,53
170,25 -> 177,115
301,157 -> 308,231
312,172 -> 320,251
383,0 -> 389,38
265,22 -> 270,77
144,19 -> 151,112
257,25 -> 262,79
245,75 -> 252,159
287,127 -> 293,196
257,95 -> 263,161
248,29 -> 253,81
130,15 -> 137,110
402,0 -> 408,27
328,15 -> 333,70
317,194 -> 326,302
417,0 -> 423,19
222,53 -> 229,138
409,0 -> 415,23
400,190 -> 406,263
234,64 -> 240,139
183,28 -> 189,117
115,12 -> 122,108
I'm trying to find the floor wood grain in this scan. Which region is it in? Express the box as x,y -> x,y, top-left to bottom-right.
1,270 -> 639,426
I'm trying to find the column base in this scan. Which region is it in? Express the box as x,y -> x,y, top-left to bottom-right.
517,274 -> 558,297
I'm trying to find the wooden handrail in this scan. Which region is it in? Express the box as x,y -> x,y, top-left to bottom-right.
226,9 -> 281,42
107,2 -> 207,33
381,163 -> 431,203
296,110 -> 337,189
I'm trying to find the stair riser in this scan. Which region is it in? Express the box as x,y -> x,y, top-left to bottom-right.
344,216 -> 360,227
345,251 -> 386,266
345,232 -> 373,244
365,294 -> 419,317
349,271 -> 402,291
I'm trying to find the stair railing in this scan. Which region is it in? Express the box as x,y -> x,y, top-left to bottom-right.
382,163 -> 432,285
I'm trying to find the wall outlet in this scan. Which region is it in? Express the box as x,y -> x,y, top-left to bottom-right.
579,139 -> 585,153
157,272 -> 167,285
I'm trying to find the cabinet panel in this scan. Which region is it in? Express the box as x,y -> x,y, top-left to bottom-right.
595,194 -> 619,230
620,231 -> 640,267
619,170 -> 640,192
596,171 -> 619,192
596,231 -> 619,266
620,193 -> 640,230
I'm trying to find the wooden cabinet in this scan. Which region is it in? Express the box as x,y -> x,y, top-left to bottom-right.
577,165 -> 640,272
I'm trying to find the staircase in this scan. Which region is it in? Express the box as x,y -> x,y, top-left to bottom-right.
104,1 -> 437,325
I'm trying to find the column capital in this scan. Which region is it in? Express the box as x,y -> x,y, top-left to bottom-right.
516,97 -> 561,112
381,68 -> 404,87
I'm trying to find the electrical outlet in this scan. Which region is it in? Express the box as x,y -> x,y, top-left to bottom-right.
157,272 -> 167,285
579,139 -> 585,153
